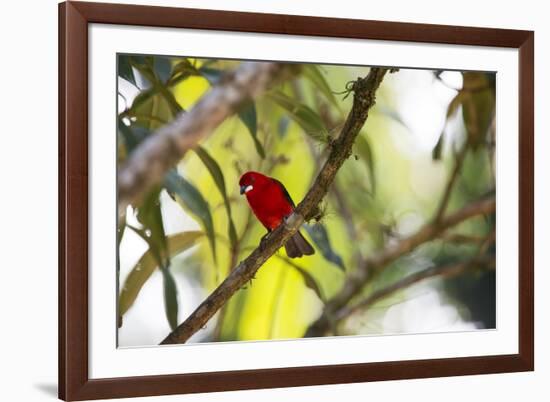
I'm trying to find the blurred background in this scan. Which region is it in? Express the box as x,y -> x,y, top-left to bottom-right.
116,56 -> 496,347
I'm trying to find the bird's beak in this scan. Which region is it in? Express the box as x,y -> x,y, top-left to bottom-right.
240,185 -> 253,195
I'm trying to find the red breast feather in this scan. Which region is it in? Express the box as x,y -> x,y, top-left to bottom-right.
245,176 -> 293,230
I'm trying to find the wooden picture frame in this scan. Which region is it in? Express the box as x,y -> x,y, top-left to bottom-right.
59,1 -> 534,400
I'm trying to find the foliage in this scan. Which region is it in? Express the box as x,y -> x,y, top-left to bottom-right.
117,56 -> 496,343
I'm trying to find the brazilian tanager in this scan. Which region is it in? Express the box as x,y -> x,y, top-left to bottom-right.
239,171 -> 315,258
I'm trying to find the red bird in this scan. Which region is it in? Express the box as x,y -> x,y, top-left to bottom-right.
239,171 -> 315,258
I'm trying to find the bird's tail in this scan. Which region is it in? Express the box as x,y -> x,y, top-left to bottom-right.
285,230 -> 315,258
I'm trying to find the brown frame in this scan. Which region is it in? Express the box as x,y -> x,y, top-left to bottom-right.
59,1 -> 534,400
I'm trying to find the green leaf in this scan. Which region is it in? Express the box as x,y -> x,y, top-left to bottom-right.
378,105 -> 410,131
161,267 -> 179,330
432,132 -> 444,160
168,59 -> 201,85
136,188 -> 167,258
446,90 -> 467,119
158,85 -> 183,117
171,59 -> 198,75
302,65 -> 340,110
303,224 -> 345,272
199,66 -> 223,84
194,146 -> 238,247
237,102 -> 265,159
277,116 -> 291,139
354,135 -> 376,195
153,57 -> 173,84
119,231 -> 203,316
118,119 -> 151,154
164,171 -> 217,262
131,90 -> 173,131
461,73 -> 495,149
433,72 -> 495,157
132,187 -> 175,329
118,119 -> 139,153
268,90 -> 329,143
116,222 -> 126,327
129,56 -> 155,87
118,55 -> 136,85
130,56 -> 182,117
130,88 -> 155,112
283,260 -> 326,302
431,89 -> 467,161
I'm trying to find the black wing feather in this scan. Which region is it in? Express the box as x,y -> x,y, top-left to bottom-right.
273,179 -> 296,207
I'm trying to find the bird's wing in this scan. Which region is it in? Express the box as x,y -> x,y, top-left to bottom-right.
273,179 -> 296,208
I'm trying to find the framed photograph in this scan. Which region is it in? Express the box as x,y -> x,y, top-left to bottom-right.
59,1 -> 534,400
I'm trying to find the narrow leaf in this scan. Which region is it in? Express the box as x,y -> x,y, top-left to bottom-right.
446,90 -> 467,119
432,132 -> 444,160
354,135 -> 376,195
304,224 -> 345,271
237,102 -> 265,159
133,188 -> 174,329
164,171 -> 217,262
287,263 -> 326,302
118,55 -> 136,85
461,73 -> 495,149
277,116 -> 291,139
171,59 -> 198,77
129,56 -> 155,87
129,55 -> 148,68
431,90 -> 467,161
118,119 -> 139,153
153,57 -> 173,84
131,90 -> 173,131
302,65 -> 340,110
268,90 -> 329,143
161,267 -> 179,330
378,105 -> 411,131
119,231 -> 203,315
194,146 -> 238,247
157,85 -> 183,117
199,66 -> 223,84
130,88 -> 155,111
131,56 -> 182,117
136,188 -> 167,258
118,119 -> 150,154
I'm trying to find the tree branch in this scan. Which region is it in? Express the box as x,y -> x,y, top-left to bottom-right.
334,255 -> 495,324
433,142 -> 469,222
118,62 -> 289,215
160,68 -> 389,345
304,195 -> 495,337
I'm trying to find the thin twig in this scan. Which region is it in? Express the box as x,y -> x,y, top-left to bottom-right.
433,142 -> 469,222
160,68 -> 389,345
304,195 -> 495,337
335,255 -> 494,324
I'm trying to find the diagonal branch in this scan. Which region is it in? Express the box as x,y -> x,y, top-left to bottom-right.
433,142 -> 469,222
334,254 -> 495,324
118,62 -> 289,216
305,195 -> 495,337
160,67 -> 389,345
